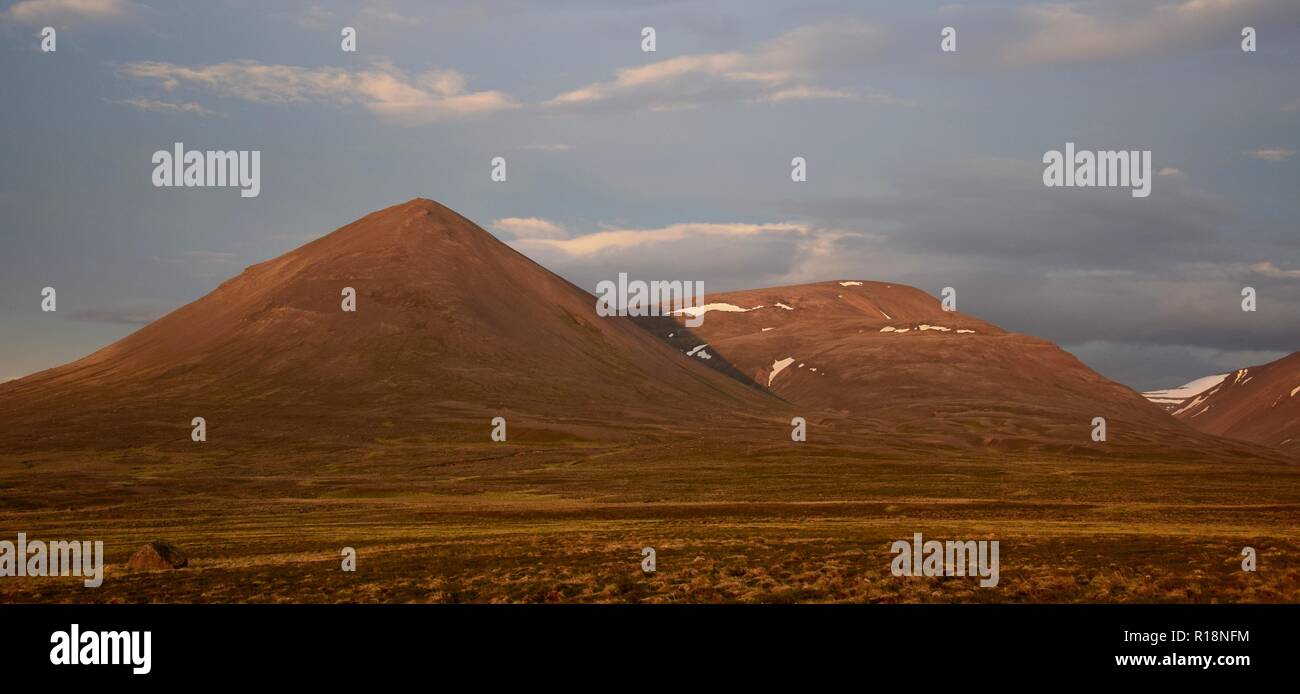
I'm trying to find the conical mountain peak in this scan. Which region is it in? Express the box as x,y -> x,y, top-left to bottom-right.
0,200 -> 778,450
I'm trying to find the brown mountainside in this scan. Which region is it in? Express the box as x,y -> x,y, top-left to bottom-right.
1168,352 -> 1300,455
651,280 -> 1266,457
0,199 -> 780,450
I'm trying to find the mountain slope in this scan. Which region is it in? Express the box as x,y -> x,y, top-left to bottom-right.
0,199 -> 779,450
1165,352 -> 1300,455
650,280 -> 1248,456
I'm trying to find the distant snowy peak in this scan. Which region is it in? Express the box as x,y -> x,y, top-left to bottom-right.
1160,353 -> 1300,455
1142,373 -> 1228,410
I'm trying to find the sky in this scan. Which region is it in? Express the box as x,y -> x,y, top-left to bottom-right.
0,0 -> 1297,391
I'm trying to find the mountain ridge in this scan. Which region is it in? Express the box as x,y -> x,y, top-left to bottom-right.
0,199 -> 1289,464
1159,352 -> 1300,455
648,279 -> 1271,457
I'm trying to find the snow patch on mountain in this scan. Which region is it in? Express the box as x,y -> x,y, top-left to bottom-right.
1143,373 -> 1229,405
769,357 -> 795,386
879,324 -> 974,335
1172,391 -> 1215,417
670,303 -> 761,319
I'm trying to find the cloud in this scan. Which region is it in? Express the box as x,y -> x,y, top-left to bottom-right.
544,21 -> 898,111
66,306 -> 165,325
1065,340 -> 1288,391
152,250 -> 238,265
511,219 -> 842,300
291,3 -> 418,31
758,86 -> 856,103
759,85 -> 908,105
1158,167 -> 1184,177
492,217 -> 569,239
120,59 -> 517,124
753,154 -> 1299,380
4,0 -> 133,23
151,250 -> 239,278
295,4 -> 335,31
360,6 -> 421,25
1251,261 -> 1300,279
520,221 -> 810,256
1245,147 -> 1296,161
109,97 -> 219,116
1003,0 -> 1291,65
774,156 -> 1245,269
268,232 -> 323,245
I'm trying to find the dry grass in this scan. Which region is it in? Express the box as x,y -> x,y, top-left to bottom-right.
2,433 -> 1298,603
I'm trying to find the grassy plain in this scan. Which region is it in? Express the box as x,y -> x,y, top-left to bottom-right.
3,430 -> 1297,603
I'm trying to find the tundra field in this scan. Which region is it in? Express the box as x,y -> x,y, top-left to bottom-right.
3,429 -> 1297,603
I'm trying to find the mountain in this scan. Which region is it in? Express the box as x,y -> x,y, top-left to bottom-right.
0,199 -> 779,451
648,280 -> 1248,456
1161,352 -> 1300,455
1,201 -> 1284,462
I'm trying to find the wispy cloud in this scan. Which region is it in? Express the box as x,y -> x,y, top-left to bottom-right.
1251,261 -> 1300,279
759,85 -> 886,104
1245,147 -> 1295,161
493,217 -> 570,239
1003,0 -> 1290,65
150,250 -> 239,278
66,306 -> 166,325
290,3 -> 419,31
294,4 -> 335,31
518,220 -> 809,256
4,0 -> 135,23
544,21 -> 898,112
361,5 -> 421,26
109,97 -> 220,116
120,58 -> 517,125
1067,340 -> 1288,391
152,250 -> 238,265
